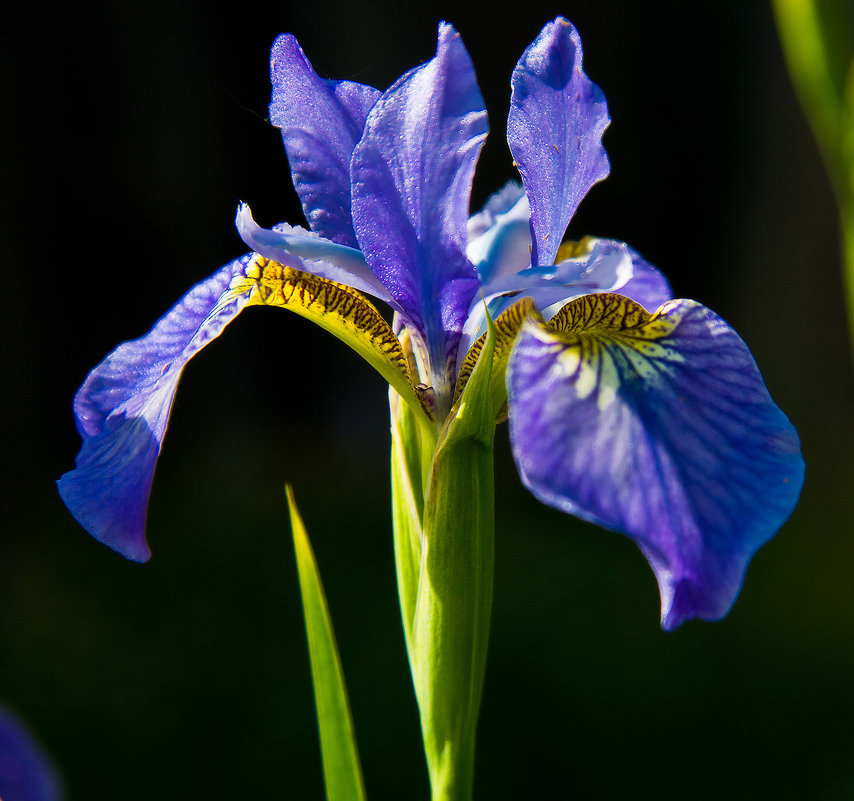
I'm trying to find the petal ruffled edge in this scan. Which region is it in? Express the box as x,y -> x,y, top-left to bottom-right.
507,293 -> 804,629
57,255 -> 254,561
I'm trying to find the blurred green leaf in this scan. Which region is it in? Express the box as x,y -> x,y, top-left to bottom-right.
287,485 -> 367,801
773,0 -> 854,359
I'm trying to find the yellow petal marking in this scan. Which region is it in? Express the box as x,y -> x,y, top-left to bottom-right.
453,297 -> 538,421
238,255 -> 430,421
554,236 -> 595,262
544,293 -> 687,411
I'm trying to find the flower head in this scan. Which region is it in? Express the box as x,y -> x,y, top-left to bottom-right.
58,18 -> 804,628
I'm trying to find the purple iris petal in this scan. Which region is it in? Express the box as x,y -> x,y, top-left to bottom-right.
507,297 -> 804,629
0,708 -> 62,801
458,239 -> 672,363
270,35 -> 381,246
57,255 -> 253,561
508,17 -> 611,267
535,240 -> 673,317
350,22 -> 487,392
615,245 -> 674,312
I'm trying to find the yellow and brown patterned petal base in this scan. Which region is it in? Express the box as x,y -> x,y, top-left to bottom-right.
236,255 -> 431,421
453,297 -> 538,421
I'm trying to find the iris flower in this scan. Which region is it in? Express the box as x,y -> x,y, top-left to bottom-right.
58,18 -> 803,631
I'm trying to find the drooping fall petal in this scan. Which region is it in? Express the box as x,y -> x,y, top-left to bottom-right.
57,256 -> 254,561
507,293 -> 804,629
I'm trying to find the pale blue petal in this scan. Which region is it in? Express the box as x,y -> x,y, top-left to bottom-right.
236,204 -> 400,311
458,239 -> 671,363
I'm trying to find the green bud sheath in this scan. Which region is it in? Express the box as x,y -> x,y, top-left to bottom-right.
390,315 -> 499,801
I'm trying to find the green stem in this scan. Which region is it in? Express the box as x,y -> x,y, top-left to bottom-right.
390,389 -> 428,671
413,432 -> 494,801
390,311 -> 500,801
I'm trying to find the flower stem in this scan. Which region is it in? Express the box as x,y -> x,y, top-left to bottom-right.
413,431 -> 494,801
389,327 -> 497,800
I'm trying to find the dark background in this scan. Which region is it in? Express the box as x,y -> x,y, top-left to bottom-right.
3,0 -> 853,798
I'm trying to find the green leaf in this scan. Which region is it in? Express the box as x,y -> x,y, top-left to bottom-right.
773,0 -> 854,359
772,0 -> 852,195
286,485 -> 367,801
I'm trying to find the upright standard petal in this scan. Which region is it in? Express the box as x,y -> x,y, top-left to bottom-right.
0,708 -> 63,801
270,35 -> 381,246
351,23 -> 488,400
507,294 -> 804,629
57,255 -> 254,561
507,18 -> 610,267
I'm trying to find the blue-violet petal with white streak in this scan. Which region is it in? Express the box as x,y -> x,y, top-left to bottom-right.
507,294 -> 804,629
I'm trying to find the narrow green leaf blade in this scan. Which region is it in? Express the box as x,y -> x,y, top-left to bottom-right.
286,485 -> 367,801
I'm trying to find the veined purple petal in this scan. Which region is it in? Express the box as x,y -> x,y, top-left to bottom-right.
508,18 -> 610,267
507,295 -> 804,629
270,34 -> 381,246
57,256 -> 254,561
236,204 -> 400,311
351,23 -> 487,397
0,708 -> 62,801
